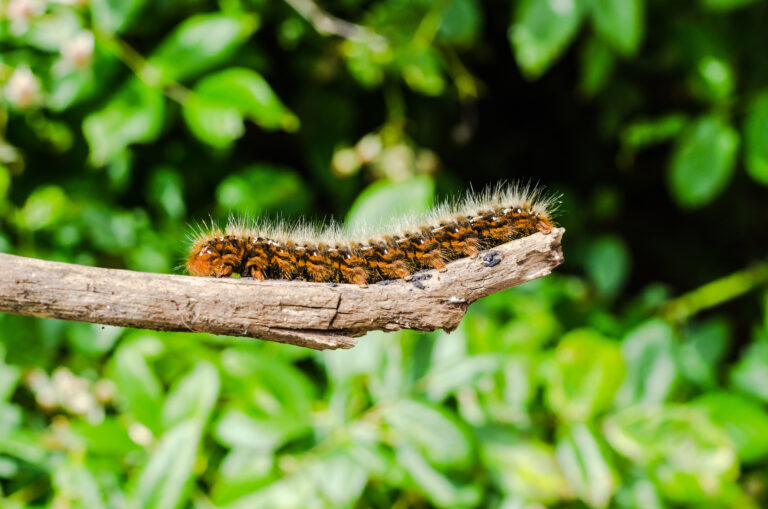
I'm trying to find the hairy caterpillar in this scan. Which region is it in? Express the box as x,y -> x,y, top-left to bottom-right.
186,183 -> 558,287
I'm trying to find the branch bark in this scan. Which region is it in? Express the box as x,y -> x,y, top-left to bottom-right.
0,228 -> 564,350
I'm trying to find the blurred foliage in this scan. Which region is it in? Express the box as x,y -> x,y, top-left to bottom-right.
1,0 -> 768,507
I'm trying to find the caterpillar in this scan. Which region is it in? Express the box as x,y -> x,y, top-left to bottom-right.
186,183 -> 558,287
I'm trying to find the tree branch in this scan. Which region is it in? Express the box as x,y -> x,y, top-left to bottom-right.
0,228 -> 564,350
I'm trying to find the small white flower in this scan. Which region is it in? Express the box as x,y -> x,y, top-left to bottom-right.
93,378 -> 117,403
49,0 -> 89,6
7,0 -> 45,34
355,134 -> 382,163
5,67 -> 42,109
128,423 -> 154,447
61,30 -> 95,69
52,366 -> 81,395
331,147 -> 361,176
67,390 -> 95,415
7,0 -> 45,18
374,144 -> 413,181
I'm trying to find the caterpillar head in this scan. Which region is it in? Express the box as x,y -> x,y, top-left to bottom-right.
187,241 -> 232,277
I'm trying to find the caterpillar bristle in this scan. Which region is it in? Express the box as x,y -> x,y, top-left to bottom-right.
186,183 -> 559,285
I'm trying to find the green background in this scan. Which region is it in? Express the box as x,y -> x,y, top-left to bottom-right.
2,0 -> 768,507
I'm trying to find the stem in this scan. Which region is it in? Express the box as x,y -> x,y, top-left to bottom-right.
283,0 -> 388,52
92,29 -> 190,104
662,261 -> 768,322
412,6 -> 443,49
383,81 -> 406,135
444,47 -> 480,101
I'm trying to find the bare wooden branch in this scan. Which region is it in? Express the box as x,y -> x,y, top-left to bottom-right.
0,228 -> 564,350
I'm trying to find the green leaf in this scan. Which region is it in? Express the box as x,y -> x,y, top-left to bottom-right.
213,408 -> 309,453
694,391 -> 768,464
0,402 -> 21,436
668,116 -> 739,209
731,338 -> 768,402
678,318 -> 730,389
162,360 -> 220,430
614,476 -> 665,509
71,417 -> 140,457
215,164 -> 311,217
53,459 -> 108,509
345,440 -> 406,487
212,450 -> 273,504
220,347 -> 315,418
48,68 -> 97,112
311,450 -> 370,508
427,326 -> 465,368
65,323 -> 123,357
108,336 -> 164,432
714,483 -> 764,509
591,0 -> 644,56
654,461 -> 743,505
83,78 -> 164,166
399,48 -> 446,96
425,355 -> 500,402
80,206 -> 142,253
128,420 -> 200,509
545,328 -> 625,422
0,427 -> 48,467
195,68 -> 298,133
584,235 -> 631,298
0,165 -> 10,202
579,37 -> 615,97
346,176 -> 435,228
19,185 -> 69,231
482,437 -> 570,504
509,0 -> 585,79
147,167 -> 185,219
0,456 -> 18,479
556,423 -> 618,508
90,0 -> 146,33
437,0 -> 481,46
149,14 -> 258,82
342,40 -> 388,88
184,99 -> 244,148
321,330 -> 388,384
498,355 -> 537,417
620,113 -> 688,151
385,399 -> 473,470
615,319 -> 678,406
183,68 -> 299,148
701,0 -> 760,10
693,56 -> 735,102
395,443 -> 481,509
603,405 -> 738,476
497,292 -> 560,351
220,449 -> 367,509
369,332 -> 408,402
744,92 -> 768,185
0,351 -> 20,402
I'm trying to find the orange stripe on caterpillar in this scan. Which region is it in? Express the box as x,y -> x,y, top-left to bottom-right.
186,183 -> 558,285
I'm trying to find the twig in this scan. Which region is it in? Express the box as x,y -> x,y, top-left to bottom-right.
662,260 -> 768,322
92,29 -> 190,104
0,229 -> 564,350
283,0 -> 388,51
